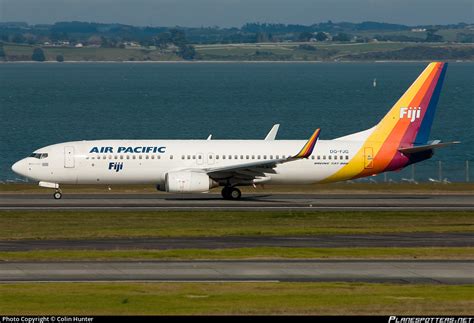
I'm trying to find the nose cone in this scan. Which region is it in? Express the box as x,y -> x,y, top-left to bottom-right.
11,160 -> 26,176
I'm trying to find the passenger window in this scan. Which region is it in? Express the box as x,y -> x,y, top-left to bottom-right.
263,155 -> 267,159
108,155 -> 112,160
187,155 -> 190,160
323,156 -> 326,160
192,155 -> 196,159
216,155 -> 219,160
246,155 -> 249,159
198,155 -> 202,159
346,155 -> 349,160
252,155 -> 255,159
170,155 -> 173,159
276,155 -> 279,159
139,155 -> 142,160
126,155 -> 130,160
270,155 -> 273,159
229,155 -> 232,160
151,155 -> 155,159
223,155 -> 226,159
311,156 -> 315,160
328,155 -> 332,160
317,156 -> 320,160
181,155 -> 185,160
146,155 -> 149,159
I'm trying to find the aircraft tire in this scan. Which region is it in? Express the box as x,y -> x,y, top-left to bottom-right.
221,187 -> 231,199
230,187 -> 241,200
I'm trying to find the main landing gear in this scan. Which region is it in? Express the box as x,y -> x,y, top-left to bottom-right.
221,186 -> 241,200
53,190 -> 62,200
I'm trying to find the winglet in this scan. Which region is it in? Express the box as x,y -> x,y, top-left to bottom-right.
293,129 -> 321,158
264,124 -> 280,140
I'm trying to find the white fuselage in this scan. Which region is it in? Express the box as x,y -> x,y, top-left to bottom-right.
12,139 -> 367,187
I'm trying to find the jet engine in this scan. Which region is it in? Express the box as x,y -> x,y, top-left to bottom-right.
163,171 -> 218,193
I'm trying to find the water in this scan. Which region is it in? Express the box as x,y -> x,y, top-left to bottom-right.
1,62 -> 473,182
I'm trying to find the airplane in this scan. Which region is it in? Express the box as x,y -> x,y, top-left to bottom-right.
11,62 -> 458,200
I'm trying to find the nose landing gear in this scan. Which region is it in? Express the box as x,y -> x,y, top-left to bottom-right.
221,186 -> 241,200
53,190 -> 62,200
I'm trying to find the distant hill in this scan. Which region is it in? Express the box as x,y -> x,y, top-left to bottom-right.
0,20 -> 472,46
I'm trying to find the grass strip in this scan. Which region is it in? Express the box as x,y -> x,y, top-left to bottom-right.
0,210 -> 473,240
0,282 -> 472,315
0,247 -> 472,261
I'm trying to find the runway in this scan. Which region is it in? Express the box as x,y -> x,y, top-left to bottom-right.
0,232 -> 472,251
0,260 -> 471,284
1,193 -> 474,210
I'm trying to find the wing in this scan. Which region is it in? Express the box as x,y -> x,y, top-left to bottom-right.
205,129 -> 321,183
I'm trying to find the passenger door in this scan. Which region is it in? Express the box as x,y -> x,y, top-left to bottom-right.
364,147 -> 374,169
64,146 -> 75,168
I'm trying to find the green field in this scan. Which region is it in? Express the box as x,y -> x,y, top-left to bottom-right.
1,210 -> 472,240
1,247 -> 472,262
3,43 -> 179,61
0,282 -> 471,315
3,41 -> 474,61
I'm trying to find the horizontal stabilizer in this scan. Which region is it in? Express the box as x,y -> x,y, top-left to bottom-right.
398,141 -> 460,154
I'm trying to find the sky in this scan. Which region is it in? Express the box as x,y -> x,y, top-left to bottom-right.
0,0 -> 472,27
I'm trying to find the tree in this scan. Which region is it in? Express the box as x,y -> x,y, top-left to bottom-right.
56,54 -> 64,62
298,31 -> 313,42
12,33 -> 26,44
31,47 -> 46,61
332,33 -> 352,42
426,29 -> 443,42
169,29 -> 187,46
178,44 -> 196,60
0,44 -> 5,60
315,32 -> 328,41
256,32 -> 273,43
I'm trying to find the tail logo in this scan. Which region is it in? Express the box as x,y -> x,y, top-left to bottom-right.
400,107 -> 421,123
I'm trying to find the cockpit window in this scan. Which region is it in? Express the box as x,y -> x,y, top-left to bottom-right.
29,153 -> 48,159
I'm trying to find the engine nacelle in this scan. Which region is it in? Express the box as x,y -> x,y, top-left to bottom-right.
164,171 -> 218,193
